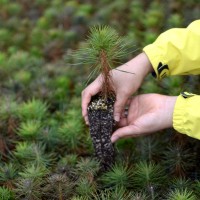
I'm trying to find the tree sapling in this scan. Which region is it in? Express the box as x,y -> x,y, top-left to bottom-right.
76,25 -> 131,170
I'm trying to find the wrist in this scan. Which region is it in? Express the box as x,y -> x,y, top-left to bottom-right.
164,96 -> 178,128
121,52 -> 153,78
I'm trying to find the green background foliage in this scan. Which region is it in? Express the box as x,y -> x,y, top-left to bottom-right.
0,0 -> 199,199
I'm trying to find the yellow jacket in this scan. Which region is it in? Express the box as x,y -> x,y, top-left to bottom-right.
143,20 -> 200,139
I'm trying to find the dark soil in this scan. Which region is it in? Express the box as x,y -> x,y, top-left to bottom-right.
88,94 -> 116,171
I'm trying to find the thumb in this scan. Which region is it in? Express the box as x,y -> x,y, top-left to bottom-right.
113,96 -> 127,122
111,125 -> 139,143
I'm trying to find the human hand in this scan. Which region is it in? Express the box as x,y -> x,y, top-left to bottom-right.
82,52 -> 153,124
111,94 -> 178,143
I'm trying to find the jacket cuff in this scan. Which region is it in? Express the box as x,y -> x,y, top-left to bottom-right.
143,44 -> 170,80
173,93 -> 200,139
173,94 -> 187,134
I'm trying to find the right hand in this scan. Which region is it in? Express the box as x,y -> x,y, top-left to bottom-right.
81,52 -> 153,124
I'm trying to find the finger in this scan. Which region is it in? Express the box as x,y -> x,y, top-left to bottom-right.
81,90 -> 91,124
82,78 -> 103,124
111,125 -> 140,143
117,117 -> 128,128
114,96 -> 128,122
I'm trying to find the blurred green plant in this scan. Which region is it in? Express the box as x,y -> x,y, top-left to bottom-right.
0,186 -> 14,200
100,163 -> 134,189
18,164 -> 49,180
44,173 -> 74,199
166,188 -> 196,200
133,161 -> 166,193
17,120 -> 42,141
18,99 -> 48,121
75,157 -> 100,180
0,163 -> 18,189
75,177 -> 97,198
162,143 -> 195,177
14,142 -> 52,166
56,154 -> 78,174
14,177 -> 43,200
170,177 -> 193,190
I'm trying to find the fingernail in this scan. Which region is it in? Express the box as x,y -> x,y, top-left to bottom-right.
114,115 -> 120,122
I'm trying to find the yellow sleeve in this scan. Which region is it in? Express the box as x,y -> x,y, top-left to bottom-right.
143,20 -> 200,80
173,93 -> 200,140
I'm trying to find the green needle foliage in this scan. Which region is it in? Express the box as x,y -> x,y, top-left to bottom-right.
0,163 -> 18,189
133,161 -> 166,191
0,1 -> 199,199
56,154 -> 78,173
135,135 -> 162,162
18,164 -> 49,180
58,119 -> 84,151
166,188 -> 196,200
0,98 -> 18,120
162,143 -> 195,177
39,127 -> 62,150
0,186 -> 14,200
170,177 -> 193,190
44,173 -> 74,200
75,177 -> 97,198
100,163 -> 134,189
14,178 -> 43,200
75,157 -> 100,179
92,187 -> 139,200
14,142 -> 52,166
18,99 -> 48,120
17,120 -> 42,140
74,25 -> 132,97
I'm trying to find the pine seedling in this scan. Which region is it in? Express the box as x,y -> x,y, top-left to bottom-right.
129,191 -> 148,200
75,157 -> 100,181
56,154 -> 78,174
0,98 -> 19,138
14,177 -> 43,200
135,135 -> 162,162
92,187 -> 137,200
99,163 -> 134,189
170,177 -> 193,190
162,143 -> 195,177
18,164 -> 49,180
43,173 -> 74,200
58,119 -> 84,151
14,142 -> 35,161
0,163 -> 18,189
109,187 -> 144,200
133,161 -> 166,194
17,99 -> 48,120
76,25 -> 132,170
14,142 -> 52,166
75,177 -> 97,198
166,188 -> 196,200
39,126 -> 63,151
0,186 -> 14,200
17,120 -> 42,141
65,107 -> 82,122
75,26 -> 130,93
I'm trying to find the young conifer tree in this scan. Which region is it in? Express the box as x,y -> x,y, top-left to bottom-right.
75,26 -> 131,170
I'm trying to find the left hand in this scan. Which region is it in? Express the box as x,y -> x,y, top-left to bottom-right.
111,94 -> 178,143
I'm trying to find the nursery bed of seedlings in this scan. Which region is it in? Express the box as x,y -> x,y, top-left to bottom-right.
0,0 -> 200,199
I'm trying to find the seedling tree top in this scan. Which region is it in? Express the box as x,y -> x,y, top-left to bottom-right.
75,25 -> 131,98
